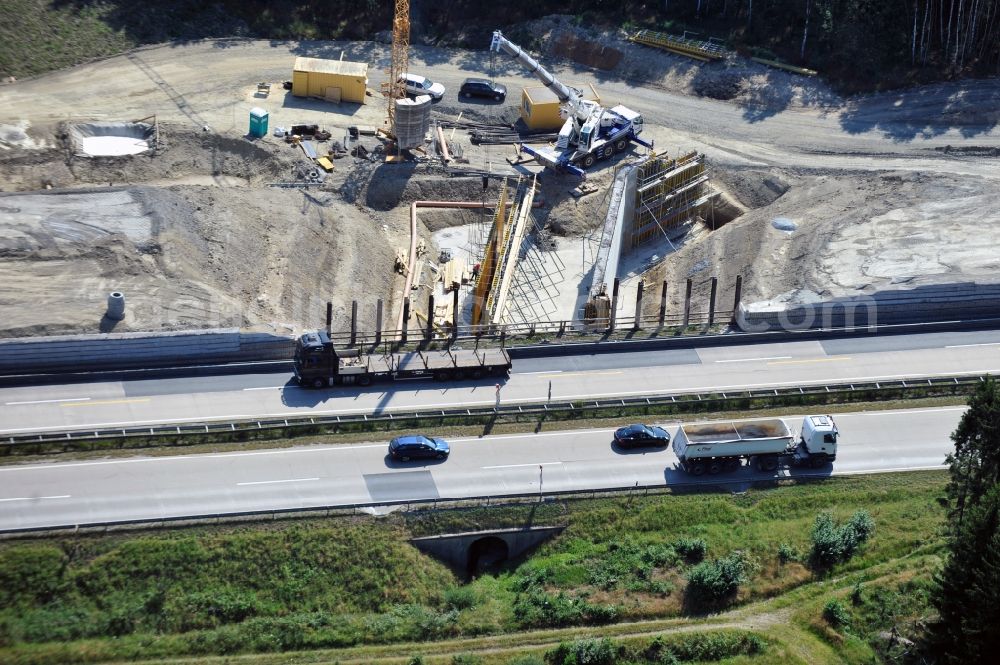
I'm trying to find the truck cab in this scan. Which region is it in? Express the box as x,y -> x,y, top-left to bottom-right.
799,415 -> 838,461
294,331 -> 336,388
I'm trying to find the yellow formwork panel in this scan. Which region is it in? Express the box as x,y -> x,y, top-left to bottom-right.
630,152 -> 711,247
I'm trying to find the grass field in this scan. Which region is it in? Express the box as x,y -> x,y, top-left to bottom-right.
0,471 -> 945,664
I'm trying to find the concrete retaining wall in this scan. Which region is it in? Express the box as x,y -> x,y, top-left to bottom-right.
0,329 -> 295,374
737,281 -> 1000,332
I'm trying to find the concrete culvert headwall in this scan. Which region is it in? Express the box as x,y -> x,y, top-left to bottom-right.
70,122 -> 155,157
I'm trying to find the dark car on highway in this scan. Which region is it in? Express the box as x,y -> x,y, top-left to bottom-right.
459,78 -> 507,102
613,424 -> 671,449
388,435 -> 450,461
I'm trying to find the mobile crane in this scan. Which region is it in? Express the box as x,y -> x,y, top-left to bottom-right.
489,30 -> 653,176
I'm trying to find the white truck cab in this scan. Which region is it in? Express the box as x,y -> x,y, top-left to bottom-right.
800,414 -> 838,459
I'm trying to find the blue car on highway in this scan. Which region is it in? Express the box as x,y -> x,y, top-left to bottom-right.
388,435 -> 450,461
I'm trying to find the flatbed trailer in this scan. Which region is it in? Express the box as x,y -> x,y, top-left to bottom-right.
293,331 -> 511,387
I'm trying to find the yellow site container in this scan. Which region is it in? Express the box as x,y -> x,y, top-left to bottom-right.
521,83 -> 601,130
291,57 -> 368,104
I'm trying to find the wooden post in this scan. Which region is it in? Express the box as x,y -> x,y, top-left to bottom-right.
731,275 -> 743,325
633,280 -> 645,330
658,280 -> 668,327
683,278 -> 693,327
452,286 -> 460,339
350,300 -> 358,346
426,294 -> 435,340
374,299 -> 384,346
608,278 -> 620,332
325,301 -> 332,334
708,277 -> 718,326
401,297 -> 410,343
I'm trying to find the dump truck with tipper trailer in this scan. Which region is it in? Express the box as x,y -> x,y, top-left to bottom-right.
672,415 -> 838,475
294,330 -> 511,387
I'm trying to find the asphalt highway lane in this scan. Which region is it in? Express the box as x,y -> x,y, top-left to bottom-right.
1,329 -> 998,435
0,407 -> 960,531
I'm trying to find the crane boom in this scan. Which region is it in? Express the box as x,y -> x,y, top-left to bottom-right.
487,29 -> 651,176
490,31 -> 580,107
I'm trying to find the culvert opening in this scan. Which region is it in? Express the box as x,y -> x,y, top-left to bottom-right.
70,122 -> 155,157
467,536 -> 509,576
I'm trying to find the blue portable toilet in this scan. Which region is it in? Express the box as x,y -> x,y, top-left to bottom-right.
249,107 -> 269,138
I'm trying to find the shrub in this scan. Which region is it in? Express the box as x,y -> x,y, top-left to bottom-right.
673,538 -> 707,562
0,546 -> 68,606
777,542 -> 799,564
452,654 -> 483,665
823,599 -> 850,628
851,581 -> 864,605
670,630 -> 767,661
508,656 -> 545,665
685,551 -> 759,604
444,586 -> 477,611
545,638 -> 619,665
643,636 -> 680,665
810,511 -> 876,569
588,539 -> 678,591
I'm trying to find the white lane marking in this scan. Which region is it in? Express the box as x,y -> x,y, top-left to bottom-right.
236,477 -> 319,486
852,407 -> 967,416
5,397 -> 91,405
714,356 -> 792,363
945,342 -> 1000,348
0,495 -> 71,502
516,370 -> 563,375
483,462 -> 563,469
243,386 -> 284,391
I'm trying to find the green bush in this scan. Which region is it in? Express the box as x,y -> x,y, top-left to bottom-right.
508,656 -> 545,665
823,599 -> 850,628
777,542 -> 799,564
669,631 -> 767,659
0,546 -> 68,606
673,537 -> 707,562
685,551 -> 759,605
810,511 -> 876,568
444,586 -> 478,611
166,588 -> 265,631
452,653 -> 483,665
588,539 -> 678,591
545,638 -> 619,665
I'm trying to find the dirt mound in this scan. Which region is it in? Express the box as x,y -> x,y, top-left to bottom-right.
0,123 -> 298,192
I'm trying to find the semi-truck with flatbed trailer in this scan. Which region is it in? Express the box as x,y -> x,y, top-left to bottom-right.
293,330 -> 512,387
672,415 -> 838,475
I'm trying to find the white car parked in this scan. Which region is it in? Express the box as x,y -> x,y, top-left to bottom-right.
400,73 -> 445,101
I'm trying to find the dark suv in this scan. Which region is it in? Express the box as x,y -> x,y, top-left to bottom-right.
388,435 -> 450,461
459,78 -> 507,102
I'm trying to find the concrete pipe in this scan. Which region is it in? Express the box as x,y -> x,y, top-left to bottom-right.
106,291 -> 126,320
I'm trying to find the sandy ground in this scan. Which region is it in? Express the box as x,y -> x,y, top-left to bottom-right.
0,26 -> 998,338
